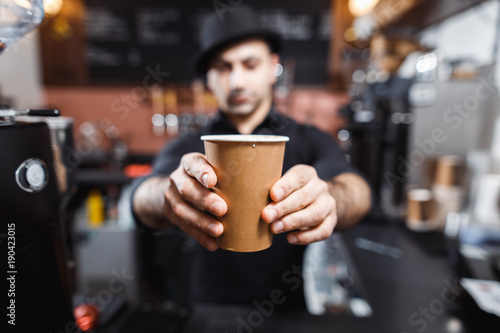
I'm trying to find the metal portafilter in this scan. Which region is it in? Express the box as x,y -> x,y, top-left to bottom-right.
0,108 -> 61,125
0,108 -> 61,117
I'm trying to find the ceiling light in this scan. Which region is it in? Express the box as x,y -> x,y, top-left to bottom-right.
348,0 -> 380,17
44,0 -> 63,17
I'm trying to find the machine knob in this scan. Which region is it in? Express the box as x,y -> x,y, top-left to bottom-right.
15,158 -> 49,193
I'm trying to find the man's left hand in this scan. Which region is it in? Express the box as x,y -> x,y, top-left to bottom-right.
262,165 -> 337,245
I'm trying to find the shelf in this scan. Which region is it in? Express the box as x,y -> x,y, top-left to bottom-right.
375,0 -> 488,36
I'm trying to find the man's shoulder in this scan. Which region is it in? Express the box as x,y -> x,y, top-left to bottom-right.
268,111 -> 317,136
287,116 -> 334,141
272,111 -> 327,132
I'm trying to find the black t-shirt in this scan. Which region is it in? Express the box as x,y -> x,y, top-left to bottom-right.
135,108 -> 357,309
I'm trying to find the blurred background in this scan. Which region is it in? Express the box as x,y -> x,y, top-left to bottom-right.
2,0 -> 500,332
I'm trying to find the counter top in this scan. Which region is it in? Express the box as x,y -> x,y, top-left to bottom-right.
101,218 -> 500,333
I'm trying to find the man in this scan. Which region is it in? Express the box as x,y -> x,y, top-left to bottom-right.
132,6 -> 371,309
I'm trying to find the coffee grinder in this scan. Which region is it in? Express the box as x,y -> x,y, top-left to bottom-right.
0,1 -> 75,331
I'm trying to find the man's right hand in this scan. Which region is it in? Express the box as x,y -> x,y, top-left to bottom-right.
165,153 -> 227,251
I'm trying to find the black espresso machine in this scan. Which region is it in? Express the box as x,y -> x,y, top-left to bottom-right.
0,109 -> 75,332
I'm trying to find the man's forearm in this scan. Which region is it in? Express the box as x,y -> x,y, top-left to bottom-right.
132,176 -> 172,229
328,173 -> 372,230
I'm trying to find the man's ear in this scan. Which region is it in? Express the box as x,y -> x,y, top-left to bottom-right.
206,69 -> 215,93
269,53 -> 280,84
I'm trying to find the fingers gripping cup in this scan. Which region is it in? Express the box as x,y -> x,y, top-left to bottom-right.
201,135 -> 289,252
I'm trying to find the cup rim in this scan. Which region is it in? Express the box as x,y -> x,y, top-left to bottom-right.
407,188 -> 433,201
201,134 -> 290,142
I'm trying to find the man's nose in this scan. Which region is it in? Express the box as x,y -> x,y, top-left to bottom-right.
229,67 -> 245,90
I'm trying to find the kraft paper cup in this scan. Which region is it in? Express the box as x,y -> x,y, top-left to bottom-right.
434,155 -> 464,186
406,189 -> 435,232
201,134 -> 289,252
432,155 -> 465,230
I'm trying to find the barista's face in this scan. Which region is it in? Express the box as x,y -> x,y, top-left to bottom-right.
207,39 -> 279,116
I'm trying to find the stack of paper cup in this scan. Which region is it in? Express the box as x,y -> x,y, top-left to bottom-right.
431,155 -> 465,231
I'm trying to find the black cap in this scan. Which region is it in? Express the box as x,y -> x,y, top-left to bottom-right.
193,6 -> 281,74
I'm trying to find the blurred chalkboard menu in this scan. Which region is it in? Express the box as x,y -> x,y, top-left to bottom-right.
83,0 -> 331,84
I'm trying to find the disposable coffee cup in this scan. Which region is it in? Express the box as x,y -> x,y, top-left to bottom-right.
201,134 -> 289,252
406,188 -> 435,232
434,155 -> 464,186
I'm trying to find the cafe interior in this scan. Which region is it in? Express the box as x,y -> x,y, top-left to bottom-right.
2,0 -> 500,332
